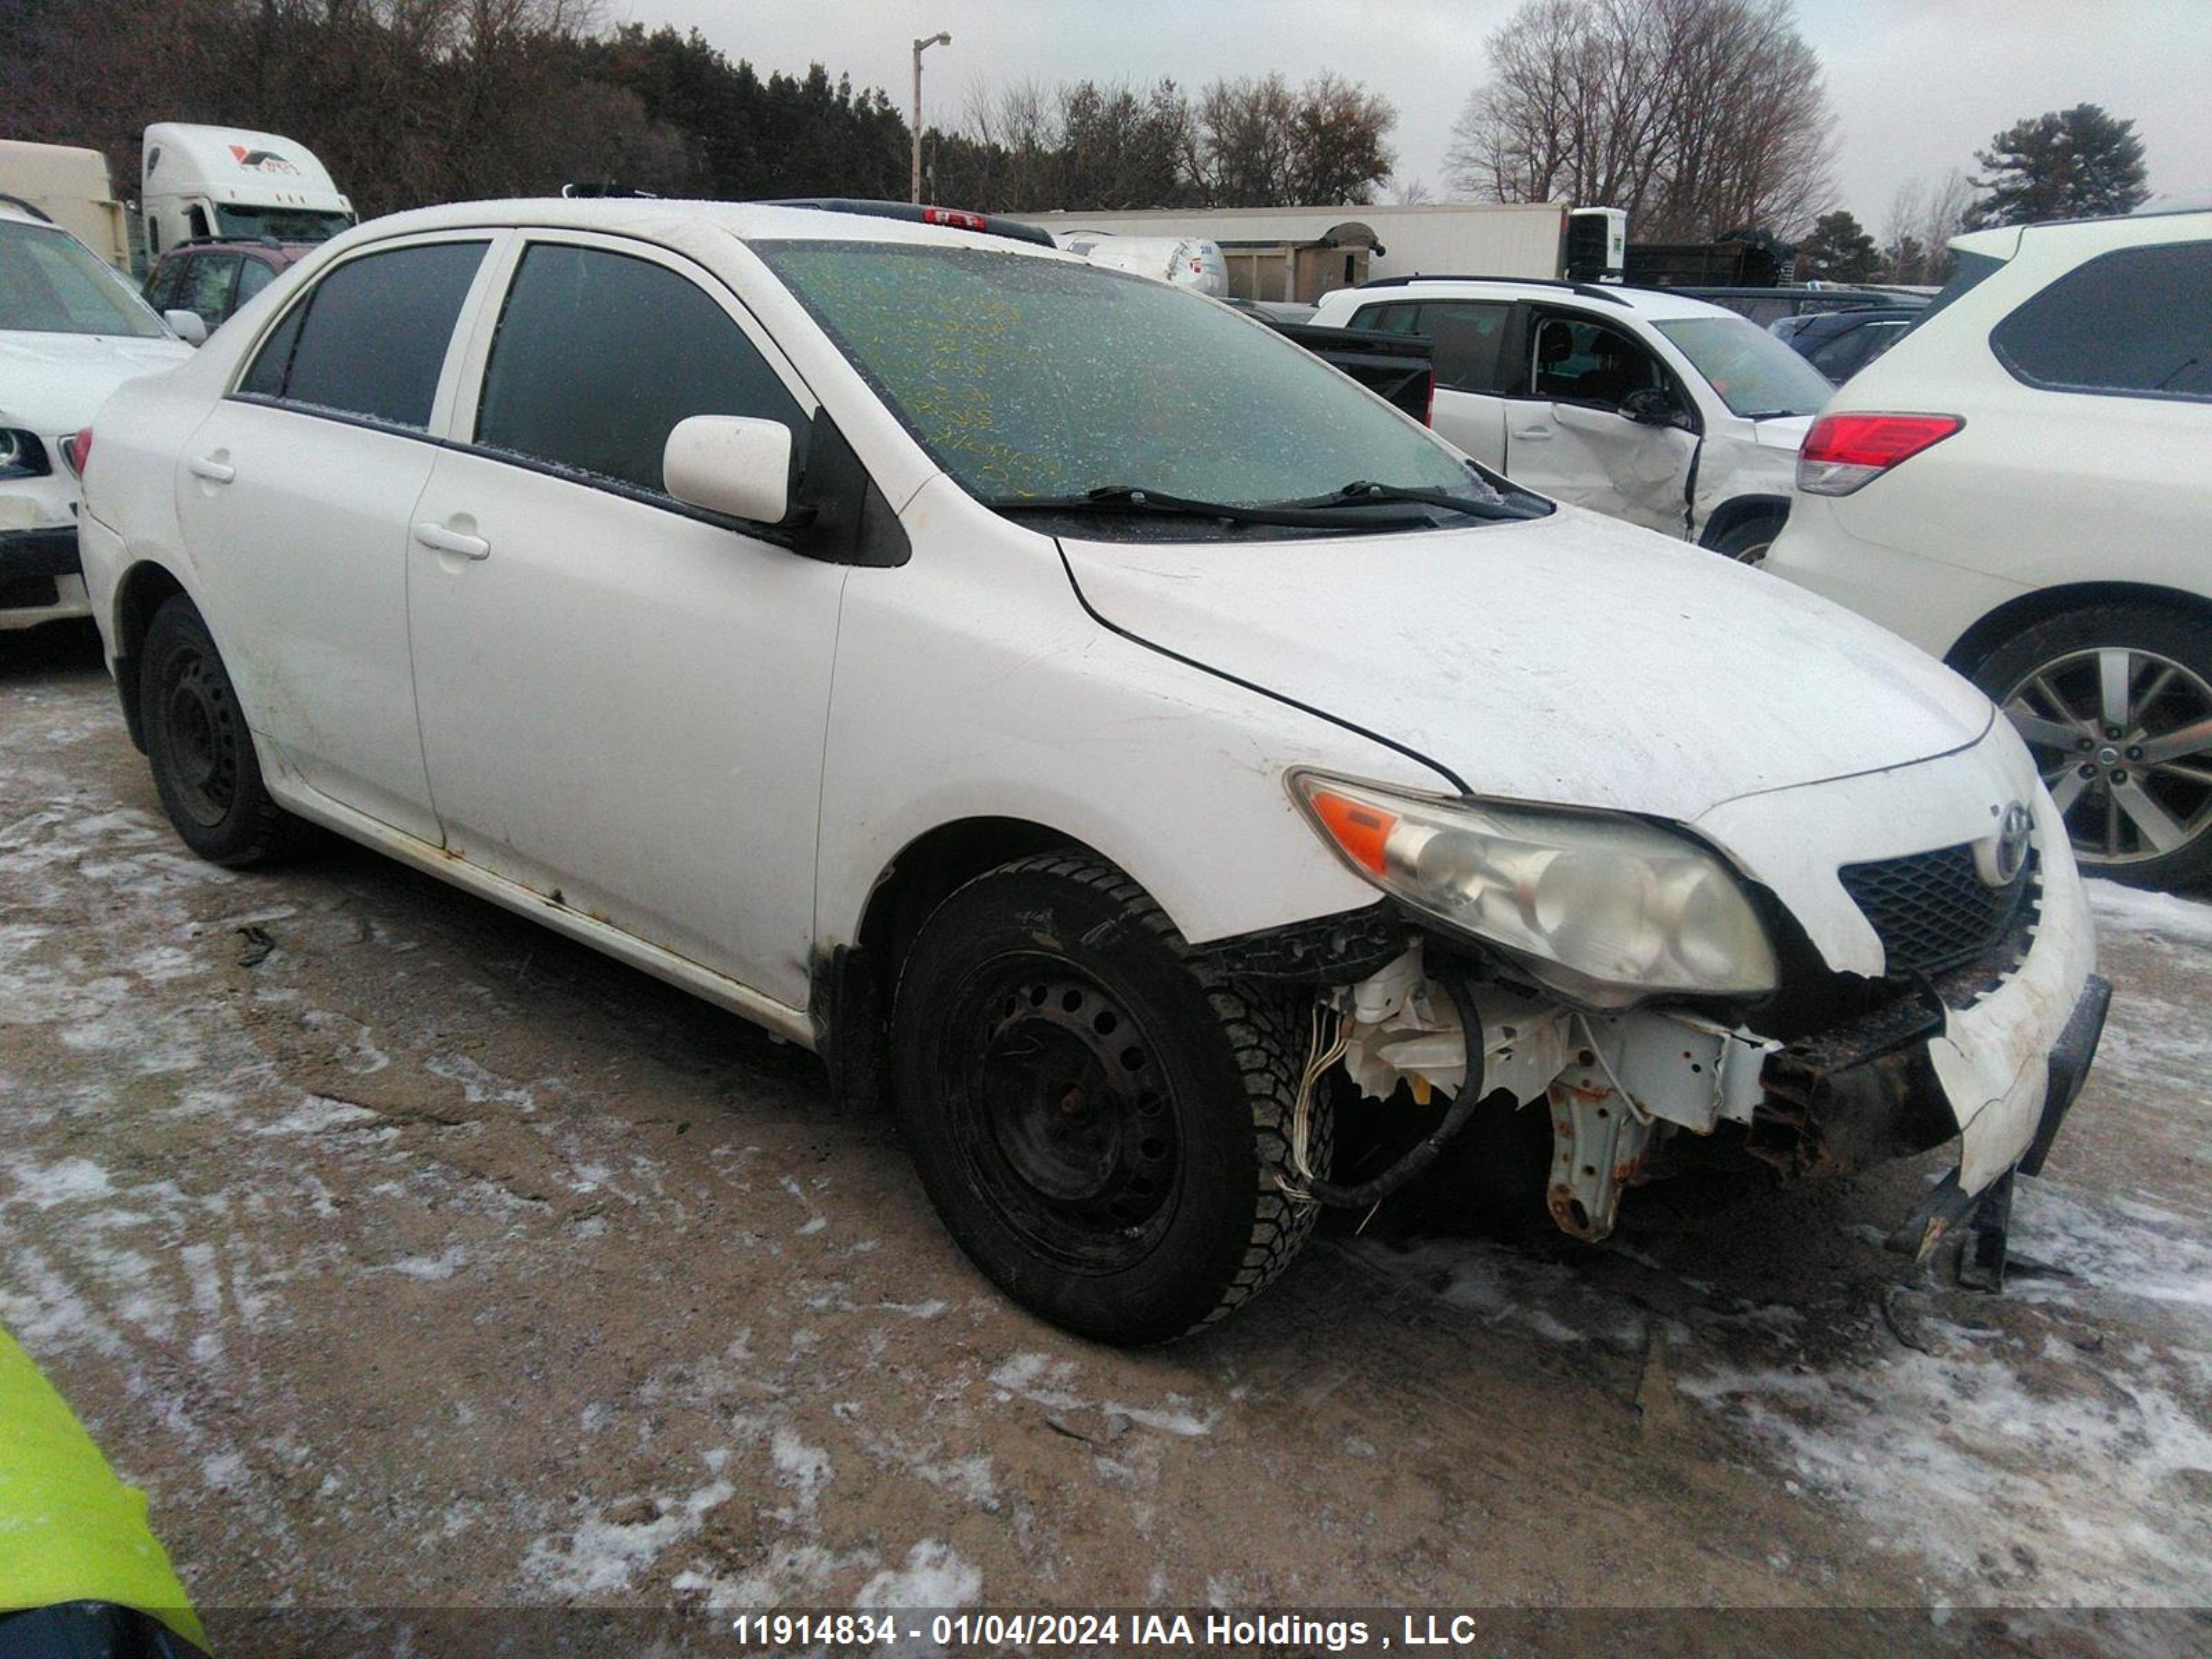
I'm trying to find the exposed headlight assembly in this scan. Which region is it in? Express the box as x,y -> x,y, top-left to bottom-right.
1291,773 -> 1777,1007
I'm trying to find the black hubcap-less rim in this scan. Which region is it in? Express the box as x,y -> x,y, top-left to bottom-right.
942,956 -> 1181,1273
163,647 -> 242,827
2003,647 -> 2212,866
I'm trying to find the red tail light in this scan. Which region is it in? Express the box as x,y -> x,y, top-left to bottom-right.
923,207 -> 988,232
66,427 -> 93,476
1797,412 -> 1962,496
1423,368 -> 1436,428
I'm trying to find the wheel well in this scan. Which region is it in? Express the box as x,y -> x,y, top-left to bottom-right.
814,817 -> 1104,1110
111,561 -> 188,752
1696,494 -> 1790,549
1943,582 -> 2212,677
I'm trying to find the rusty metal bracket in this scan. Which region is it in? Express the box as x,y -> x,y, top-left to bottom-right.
1545,1063 -> 1654,1241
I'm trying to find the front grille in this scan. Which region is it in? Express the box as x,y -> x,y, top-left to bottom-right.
1838,842 -> 2034,975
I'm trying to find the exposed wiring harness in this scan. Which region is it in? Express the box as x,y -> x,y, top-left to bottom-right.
1281,976 -> 1489,1210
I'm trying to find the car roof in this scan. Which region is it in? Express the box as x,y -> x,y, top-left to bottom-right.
1327,276 -> 1743,323
342,197 -> 1070,259
1952,206 -> 2212,263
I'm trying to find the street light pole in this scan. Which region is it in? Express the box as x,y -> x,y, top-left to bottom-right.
910,30 -> 950,203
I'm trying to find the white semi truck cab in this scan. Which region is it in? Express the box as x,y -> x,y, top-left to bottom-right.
140,124 -> 353,259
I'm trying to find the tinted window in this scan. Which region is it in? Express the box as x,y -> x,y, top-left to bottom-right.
1418,301 -> 1511,393
177,255 -> 240,329
1530,315 -> 1665,407
1808,319 -> 1908,382
143,259 -> 184,315
242,241 -> 486,429
235,257 -> 278,310
1991,241 -> 2212,402
475,243 -> 807,496
1349,302 -> 1421,335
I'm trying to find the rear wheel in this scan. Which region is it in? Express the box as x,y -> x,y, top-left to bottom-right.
1975,603 -> 2212,890
890,853 -> 1323,1343
141,595 -> 317,867
1707,512 -> 1784,565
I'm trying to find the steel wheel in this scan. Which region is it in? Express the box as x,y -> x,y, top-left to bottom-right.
944,959 -> 1183,1274
160,644 -> 245,828
2002,646 -> 2212,868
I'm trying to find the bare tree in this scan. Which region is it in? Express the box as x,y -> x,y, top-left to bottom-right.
1446,0 -> 1833,239
1880,167 -> 1971,283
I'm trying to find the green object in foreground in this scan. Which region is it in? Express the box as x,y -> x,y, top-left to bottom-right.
0,1327 -> 207,1652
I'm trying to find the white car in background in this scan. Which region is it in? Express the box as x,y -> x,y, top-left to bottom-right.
1766,208 -> 2212,889
77,198 -> 2104,1341
1309,276 -> 1837,561
1,200 -> 191,635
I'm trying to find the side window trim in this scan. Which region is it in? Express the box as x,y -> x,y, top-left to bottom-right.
225,229 -> 512,441
443,228 -> 819,450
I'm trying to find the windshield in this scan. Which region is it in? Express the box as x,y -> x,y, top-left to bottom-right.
755,241 -> 1488,512
0,219 -> 167,337
1651,315 -> 1836,418
214,204 -> 353,243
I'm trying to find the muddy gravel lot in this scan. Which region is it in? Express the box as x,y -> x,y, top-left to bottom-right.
4,625 -> 2210,1656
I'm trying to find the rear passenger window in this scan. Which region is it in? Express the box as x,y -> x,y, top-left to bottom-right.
1349,302 -> 1420,335
238,241 -> 487,429
1416,301 -> 1510,393
474,243 -> 806,496
1992,241 -> 2212,402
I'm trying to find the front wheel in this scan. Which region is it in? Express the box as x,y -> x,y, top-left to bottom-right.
1975,603 -> 2212,890
890,854 -> 1324,1344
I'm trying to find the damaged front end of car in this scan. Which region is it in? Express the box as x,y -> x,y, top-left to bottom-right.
1223,759 -> 2111,1266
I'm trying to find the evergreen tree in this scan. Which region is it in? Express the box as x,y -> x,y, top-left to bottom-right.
1966,103 -> 2149,228
1796,209 -> 1877,281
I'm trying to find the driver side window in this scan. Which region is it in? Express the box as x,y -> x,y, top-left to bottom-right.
1530,315 -> 1665,410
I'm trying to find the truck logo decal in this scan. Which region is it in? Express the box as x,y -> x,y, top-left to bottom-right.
228,147 -> 301,176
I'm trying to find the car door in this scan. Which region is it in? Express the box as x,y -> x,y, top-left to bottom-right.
1347,298 -> 1511,469
1501,308 -> 1698,534
405,233 -> 843,1006
172,234 -> 496,842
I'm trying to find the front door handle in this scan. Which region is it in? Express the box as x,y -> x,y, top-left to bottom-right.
414,521 -> 490,561
187,455 -> 235,482
1512,426 -> 1553,441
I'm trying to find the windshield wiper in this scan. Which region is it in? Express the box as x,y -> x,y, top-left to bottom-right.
984,484 -> 1436,529
1274,480 -> 1550,521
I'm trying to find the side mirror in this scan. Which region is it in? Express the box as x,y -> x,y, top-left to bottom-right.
164,308 -> 208,347
662,415 -> 792,525
1620,387 -> 1680,427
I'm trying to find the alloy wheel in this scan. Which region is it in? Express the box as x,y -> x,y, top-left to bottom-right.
2002,646 -> 2212,867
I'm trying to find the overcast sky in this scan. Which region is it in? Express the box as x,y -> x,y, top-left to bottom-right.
610,0 -> 2210,230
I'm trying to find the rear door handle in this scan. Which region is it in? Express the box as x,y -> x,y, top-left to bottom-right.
188,456 -> 235,482
414,521 -> 489,561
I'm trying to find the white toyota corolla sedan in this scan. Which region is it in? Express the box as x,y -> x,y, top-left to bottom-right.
75,198 -> 2108,1342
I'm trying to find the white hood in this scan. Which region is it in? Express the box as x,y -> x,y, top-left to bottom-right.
1060,505 -> 1994,824
0,332 -> 193,434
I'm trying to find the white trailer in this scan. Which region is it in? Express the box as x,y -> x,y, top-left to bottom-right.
0,141 -> 132,270
1012,203 -> 1572,302
140,123 -> 353,260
